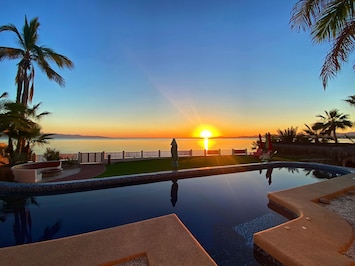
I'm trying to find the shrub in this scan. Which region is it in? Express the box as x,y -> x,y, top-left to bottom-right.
43,148 -> 60,161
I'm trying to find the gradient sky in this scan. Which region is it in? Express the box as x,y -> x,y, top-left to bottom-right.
0,0 -> 354,138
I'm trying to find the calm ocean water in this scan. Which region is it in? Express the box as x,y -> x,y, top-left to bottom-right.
30,137 -> 257,155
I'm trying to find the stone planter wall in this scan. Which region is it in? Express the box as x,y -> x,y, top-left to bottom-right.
273,143 -> 355,166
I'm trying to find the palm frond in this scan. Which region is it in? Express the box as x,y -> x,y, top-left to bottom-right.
0,47 -> 23,60
0,92 -> 8,99
344,95 -> 355,106
312,0 -> 353,41
290,0 -> 324,30
23,16 -> 40,49
40,47 -> 74,69
40,63 -> 65,86
0,24 -> 24,46
320,20 -> 355,88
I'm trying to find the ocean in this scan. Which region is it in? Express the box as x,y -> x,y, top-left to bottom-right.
29,137 -> 257,155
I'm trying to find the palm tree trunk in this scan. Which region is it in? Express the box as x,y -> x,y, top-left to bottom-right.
16,83 -> 22,103
6,137 -> 13,156
21,75 -> 29,105
333,129 -> 338,143
16,68 -> 24,103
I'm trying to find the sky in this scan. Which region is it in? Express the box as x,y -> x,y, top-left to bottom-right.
0,0 -> 355,138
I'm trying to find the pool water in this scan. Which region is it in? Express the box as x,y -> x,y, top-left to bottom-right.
0,166 -> 344,265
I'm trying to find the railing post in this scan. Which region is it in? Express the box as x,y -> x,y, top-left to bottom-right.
108,154 -> 111,165
204,149 -> 207,157
122,151 -> 125,160
141,150 -> 143,158
190,149 -> 192,156
158,150 -> 161,158
219,149 -> 221,156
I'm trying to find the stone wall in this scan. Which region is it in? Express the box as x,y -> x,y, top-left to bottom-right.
273,143 -> 355,166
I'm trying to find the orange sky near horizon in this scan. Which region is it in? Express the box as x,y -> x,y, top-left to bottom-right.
42,116 -> 355,138
40,121 -> 318,139
42,122 -> 265,138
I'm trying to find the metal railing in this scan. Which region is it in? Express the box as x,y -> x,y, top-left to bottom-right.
35,148 -> 248,163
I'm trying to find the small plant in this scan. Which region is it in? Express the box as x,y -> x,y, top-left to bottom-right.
63,157 -> 77,167
43,148 -> 60,161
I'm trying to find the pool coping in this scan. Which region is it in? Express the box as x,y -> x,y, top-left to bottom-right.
0,214 -> 217,266
254,172 -> 355,265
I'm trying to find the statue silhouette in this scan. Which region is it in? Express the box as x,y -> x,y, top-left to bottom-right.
170,179 -> 179,207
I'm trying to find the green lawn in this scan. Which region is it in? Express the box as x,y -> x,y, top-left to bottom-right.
97,155 -> 265,177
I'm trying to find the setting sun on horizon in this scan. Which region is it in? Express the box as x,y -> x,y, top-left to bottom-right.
200,129 -> 212,138
192,125 -> 221,139
191,126 -> 218,150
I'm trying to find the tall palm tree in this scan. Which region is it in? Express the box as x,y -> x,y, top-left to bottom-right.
290,0 -> 355,89
0,16 -> 73,105
315,109 -> 353,143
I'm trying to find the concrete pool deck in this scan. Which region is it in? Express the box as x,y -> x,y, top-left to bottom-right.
0,162 -> 354,265
254,172 -> 355,265
0,214 -> 216,266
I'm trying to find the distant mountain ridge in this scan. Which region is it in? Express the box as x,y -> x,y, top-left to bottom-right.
338,132 -> 355,138
50,134 -> 109,139
48,132 -> 355,139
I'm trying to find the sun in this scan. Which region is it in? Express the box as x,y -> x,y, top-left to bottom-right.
192,125 -> 220,138
192,125 -> 220,151
200,129 -> 212,139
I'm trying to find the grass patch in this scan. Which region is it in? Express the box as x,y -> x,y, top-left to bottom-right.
97,155 -> 261,177
96,154 -> 324,178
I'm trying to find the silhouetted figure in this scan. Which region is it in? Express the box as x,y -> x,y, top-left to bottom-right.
170,179 -> 179,207
266,168 -> 273,185
171,138 -> 179,170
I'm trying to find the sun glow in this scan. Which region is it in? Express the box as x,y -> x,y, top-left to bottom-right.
192,125 -> 220,138
200,129 -> 212,139
200,129 -> 213,151
192,125 -> 220,151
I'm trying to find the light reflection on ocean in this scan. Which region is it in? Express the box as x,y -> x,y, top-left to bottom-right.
30,137 -> 257,154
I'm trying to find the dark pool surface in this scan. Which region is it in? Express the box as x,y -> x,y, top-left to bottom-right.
0,165 -> 347,265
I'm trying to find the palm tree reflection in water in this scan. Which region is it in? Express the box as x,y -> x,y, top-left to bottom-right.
266,168 -> 273,185
1,196 -> 62,245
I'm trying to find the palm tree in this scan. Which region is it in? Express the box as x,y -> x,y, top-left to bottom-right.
0,101 -> 50,163
290,0 -> 355,89
277,126 -> 299,143
303,123 -> 321,143
315,109 -> 353,143
0,16 -> 73,105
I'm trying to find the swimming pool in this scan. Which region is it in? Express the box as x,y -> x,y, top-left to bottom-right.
0,162 -> 350,265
